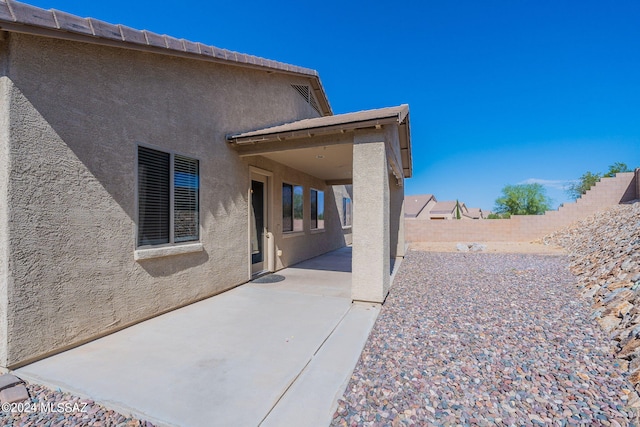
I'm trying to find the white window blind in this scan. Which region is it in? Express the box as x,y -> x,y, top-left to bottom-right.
138,147 -> 170,246
174,155 -> 199,242
138,146 -> 199,247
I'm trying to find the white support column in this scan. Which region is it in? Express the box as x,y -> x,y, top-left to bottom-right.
352,131 -> 390,303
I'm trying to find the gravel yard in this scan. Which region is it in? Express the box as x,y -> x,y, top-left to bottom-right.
332,251 -> 637,426
0,383 -> 153,426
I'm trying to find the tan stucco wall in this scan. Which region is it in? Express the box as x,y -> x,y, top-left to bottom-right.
2,32 -> 345,367
334,185 -> 353,246
386,126 -> 405,259
245,156 -> 349,270
0,37 -> 10,365
352,130 -> 390,303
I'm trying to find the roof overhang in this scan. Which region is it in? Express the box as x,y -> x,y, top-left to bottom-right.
0,0 -> 332,116
228,105 -> 413,178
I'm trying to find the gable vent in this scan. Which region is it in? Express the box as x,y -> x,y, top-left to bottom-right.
291,84 -> 322,115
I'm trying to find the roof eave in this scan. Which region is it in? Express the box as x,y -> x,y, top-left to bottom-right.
228,116 -> 401,145
0,0 -> 333,116
399,112 -> 412,178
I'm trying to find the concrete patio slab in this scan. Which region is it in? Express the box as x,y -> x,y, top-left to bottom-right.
261,302 -> 380,427
15,247 -> 380,427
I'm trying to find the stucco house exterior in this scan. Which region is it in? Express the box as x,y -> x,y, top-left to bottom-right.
462,207 -> 484,219
405,195 -> 485,220
427,200 -> 462,220
0,0 -> 412,368
404,194 -> 437,219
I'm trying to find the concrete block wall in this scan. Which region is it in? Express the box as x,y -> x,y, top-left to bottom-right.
406,171 -> 638,243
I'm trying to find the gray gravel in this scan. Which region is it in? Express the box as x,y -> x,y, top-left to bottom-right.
332,251 -> 637,426
0,383 -> 153,427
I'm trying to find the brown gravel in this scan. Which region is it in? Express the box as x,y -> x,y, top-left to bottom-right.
332,251 -> 637,426
0,382 -> 153,426
543,202 -> 640,396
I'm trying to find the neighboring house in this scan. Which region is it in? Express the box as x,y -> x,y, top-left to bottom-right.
462,207 -> 484,220
428,201 -> 466,220
404,194 -> 437,219
0,0 -> 412,368
406,195 -> 484,220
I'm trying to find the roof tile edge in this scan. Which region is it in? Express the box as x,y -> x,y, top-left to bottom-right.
0,0 -> 331,114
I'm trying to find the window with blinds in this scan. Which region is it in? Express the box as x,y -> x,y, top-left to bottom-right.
343,197 -> 352,227
138,147 -> 170,246
174,155 -> 199,242
311,189 -> 325,229
283,183 -> 303,233
137,146 -> 199,247
282,183 -> 293,232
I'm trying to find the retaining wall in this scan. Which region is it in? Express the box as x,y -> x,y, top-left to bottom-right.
406,170 -> 639,242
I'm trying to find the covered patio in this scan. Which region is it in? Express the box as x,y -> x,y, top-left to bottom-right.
228,105 -> 413,303
16,248 -> 379,427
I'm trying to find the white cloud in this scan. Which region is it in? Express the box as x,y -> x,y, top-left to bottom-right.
519,178 -> 579,190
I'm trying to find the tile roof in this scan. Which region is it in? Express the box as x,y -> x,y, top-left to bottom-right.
404,194 -> 436,218
464,207 -> 483,219
0,0 -> 331,115
429,201 -> 458,215
228,105 -> 409,142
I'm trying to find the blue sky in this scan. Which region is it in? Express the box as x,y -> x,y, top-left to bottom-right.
25,0 -> 640,211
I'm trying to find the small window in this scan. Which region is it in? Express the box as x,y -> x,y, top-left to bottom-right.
138,146 -> 199,247
311,189 -> 324,229
342,197 -> 352,227
282,183 -> 303,232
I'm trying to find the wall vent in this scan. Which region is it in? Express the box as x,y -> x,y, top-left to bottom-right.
291,84 -> 321,115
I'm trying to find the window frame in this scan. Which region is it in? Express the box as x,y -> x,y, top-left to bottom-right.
135,143 -> 201,250
310,188 -> 325,230
342,196 -> 352,228
282,182 -> 304,234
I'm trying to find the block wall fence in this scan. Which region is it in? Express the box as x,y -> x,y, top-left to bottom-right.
406,170 -> 639,243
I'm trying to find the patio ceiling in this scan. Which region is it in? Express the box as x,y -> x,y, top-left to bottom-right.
261,143 -> 353,182
227,105 -> 412,183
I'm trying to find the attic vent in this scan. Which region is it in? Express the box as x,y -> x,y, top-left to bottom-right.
291,84 -> 322,115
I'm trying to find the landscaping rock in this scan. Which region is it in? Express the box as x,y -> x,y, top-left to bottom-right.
455,243 -> 469,252
0,382 -> 154,425
331,251 -> 637,425
0,384 -> 29,404
470,242 -> 487,252
545,201 -> 640,407
0,374 -> 23,391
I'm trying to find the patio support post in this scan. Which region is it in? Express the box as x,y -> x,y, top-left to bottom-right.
352,131 -> 390,303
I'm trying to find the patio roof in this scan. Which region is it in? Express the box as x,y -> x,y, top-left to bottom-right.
227,105 -> 412,178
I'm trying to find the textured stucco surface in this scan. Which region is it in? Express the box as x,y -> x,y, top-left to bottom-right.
2,32 -> 348,367
0,36 -> 10,366
245,155 -> 349,271
332,185 -> 353,246
352,131 -> 390,303
385,126 -> 405,259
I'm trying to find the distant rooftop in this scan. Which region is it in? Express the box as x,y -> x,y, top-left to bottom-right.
404,194 -> 436,218
430,201 -> 458,214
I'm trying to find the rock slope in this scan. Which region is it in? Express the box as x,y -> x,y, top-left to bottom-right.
544,202 -> 640,395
